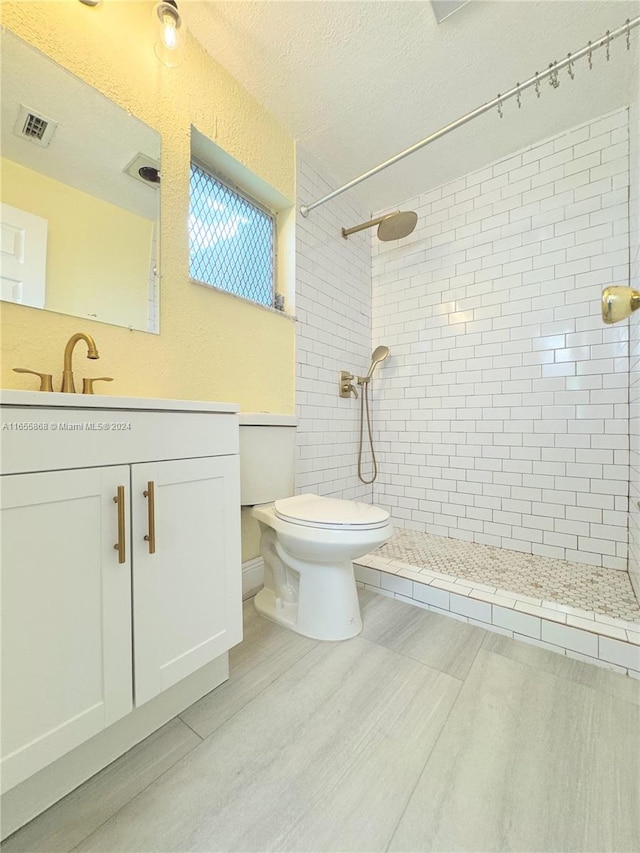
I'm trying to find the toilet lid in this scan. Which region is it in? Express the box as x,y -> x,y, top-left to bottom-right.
274,494 -> 390,530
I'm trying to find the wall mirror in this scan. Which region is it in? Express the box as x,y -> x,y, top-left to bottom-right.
0,30 -> 161,334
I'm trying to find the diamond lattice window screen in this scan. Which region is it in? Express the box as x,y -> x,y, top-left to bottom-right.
189,164 -> 275,306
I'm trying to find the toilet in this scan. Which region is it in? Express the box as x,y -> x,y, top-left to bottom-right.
240,414 -> 392,640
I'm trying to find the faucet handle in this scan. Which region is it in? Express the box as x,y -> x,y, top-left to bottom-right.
339,370 -> 359,399
82,377 -> 114,395
13,368 -> 54,392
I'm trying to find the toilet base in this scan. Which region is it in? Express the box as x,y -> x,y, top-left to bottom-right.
254,559 -> 363,642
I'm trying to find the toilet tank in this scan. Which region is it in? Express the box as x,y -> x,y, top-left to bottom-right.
239,413 -> 298,505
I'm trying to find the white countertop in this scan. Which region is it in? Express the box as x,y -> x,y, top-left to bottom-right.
0,389 -> 240,414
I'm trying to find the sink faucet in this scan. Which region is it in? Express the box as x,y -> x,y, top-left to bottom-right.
61,333 -> 100,393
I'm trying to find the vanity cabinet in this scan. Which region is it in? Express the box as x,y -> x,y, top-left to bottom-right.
1,465 -> 134,791
131,456 -> 241,706
0,394 -> 242,795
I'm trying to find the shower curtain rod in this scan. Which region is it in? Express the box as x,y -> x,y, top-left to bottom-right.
299,16 -> 640,217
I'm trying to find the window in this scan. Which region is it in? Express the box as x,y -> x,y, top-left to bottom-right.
189,163 -> 276,308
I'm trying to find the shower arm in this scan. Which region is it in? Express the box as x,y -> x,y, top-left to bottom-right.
299,16 -> 640,218
342,214 -> 388,238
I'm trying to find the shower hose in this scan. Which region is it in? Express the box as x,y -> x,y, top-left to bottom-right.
357,380 -> 378,485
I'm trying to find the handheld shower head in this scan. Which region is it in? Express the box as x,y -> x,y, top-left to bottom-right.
365,345 -> 390,381
357,347 -> 390,484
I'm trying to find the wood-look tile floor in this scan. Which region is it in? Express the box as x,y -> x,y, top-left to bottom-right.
3,590 -> 640,853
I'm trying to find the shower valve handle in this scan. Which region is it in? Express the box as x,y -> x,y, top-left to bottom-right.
339,371 -> 358,399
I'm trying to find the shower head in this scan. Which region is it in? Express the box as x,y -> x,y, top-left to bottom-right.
365,345 -> 390,381
377,211 -> 418,241
342,211 -> 417,242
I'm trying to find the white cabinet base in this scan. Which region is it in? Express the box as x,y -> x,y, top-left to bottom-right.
0,653 -> 228,841
0,392 -> 242,841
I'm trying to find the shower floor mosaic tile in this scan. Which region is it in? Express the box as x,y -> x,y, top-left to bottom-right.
374,528 -> 640,622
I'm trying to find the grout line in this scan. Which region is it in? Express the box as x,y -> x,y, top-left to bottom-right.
384,645 -> 480,852
68,615 -> 322,853
66,722 -> 205,853
176,715 -> 205,741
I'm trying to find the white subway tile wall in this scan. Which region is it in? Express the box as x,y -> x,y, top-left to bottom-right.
371,109 -> 631,570
295,148 -> 373,501
629,96 -> 640,598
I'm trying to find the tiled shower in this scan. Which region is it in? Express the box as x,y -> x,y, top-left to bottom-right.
295,108 -> 639,675
295,147 -> 374,503
372,108 -> 629,569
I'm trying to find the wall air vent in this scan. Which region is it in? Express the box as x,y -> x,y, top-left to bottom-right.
13,105 -> 58,147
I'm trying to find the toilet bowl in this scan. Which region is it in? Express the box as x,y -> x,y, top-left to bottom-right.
252,494 -> 392,640
239,414 -> 392,641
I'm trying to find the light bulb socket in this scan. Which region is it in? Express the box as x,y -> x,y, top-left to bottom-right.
153,0 -> 182,33
138,166 -> 161,184
153,0 -> 185,68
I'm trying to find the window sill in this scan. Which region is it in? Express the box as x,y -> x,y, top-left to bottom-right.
190,277 -> 297,321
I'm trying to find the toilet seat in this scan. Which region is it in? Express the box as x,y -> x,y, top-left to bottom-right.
274,493 -> 390,530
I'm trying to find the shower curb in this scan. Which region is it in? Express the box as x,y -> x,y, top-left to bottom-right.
354,555 -> 640,678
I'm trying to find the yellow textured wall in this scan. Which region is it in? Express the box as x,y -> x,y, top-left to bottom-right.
2,158 -> 153,330
0,1 -> 296,412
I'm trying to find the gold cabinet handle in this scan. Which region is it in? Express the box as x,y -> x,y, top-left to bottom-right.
113,486 -> 126,564
143,481 -> 156,554
13,368 -> 54,392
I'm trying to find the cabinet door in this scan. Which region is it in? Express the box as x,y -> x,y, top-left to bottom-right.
131,456 -> 242,706
0,467 -> 133,793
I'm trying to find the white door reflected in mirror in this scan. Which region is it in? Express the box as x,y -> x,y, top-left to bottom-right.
0,203 -> 47,308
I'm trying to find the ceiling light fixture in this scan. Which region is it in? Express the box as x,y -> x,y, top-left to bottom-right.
152,0 -> 185,68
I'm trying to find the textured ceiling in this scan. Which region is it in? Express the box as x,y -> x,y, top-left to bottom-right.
183,0 -> 639,214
